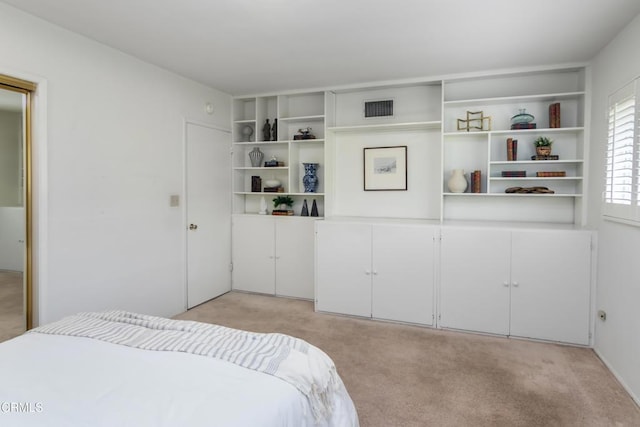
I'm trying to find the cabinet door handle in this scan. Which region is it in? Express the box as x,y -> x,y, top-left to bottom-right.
503,281 -> 510,287
512,281 -> 519,287
365,270 -> 371,275
372,270 -> 378,275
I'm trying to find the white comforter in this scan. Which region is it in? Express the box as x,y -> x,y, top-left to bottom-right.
0,329 -> 358,426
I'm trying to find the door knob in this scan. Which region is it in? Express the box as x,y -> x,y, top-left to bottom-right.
189,224 -> 198,230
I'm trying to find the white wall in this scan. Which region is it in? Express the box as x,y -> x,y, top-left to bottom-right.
0,3 -> 231,324
331,130 -> 441,219
588,13 -> 640,404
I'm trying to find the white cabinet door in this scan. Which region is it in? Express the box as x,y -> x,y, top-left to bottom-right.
372,224 -> 435,325
275,218 -> 317,299
316,221 -> 372,317
231,215 -> 275,294
440,227 -> 511,335
510,230 -> 591,345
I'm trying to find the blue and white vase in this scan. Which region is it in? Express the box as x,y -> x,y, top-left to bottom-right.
302,163 -> 319,193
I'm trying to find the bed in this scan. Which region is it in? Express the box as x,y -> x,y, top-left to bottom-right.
0,311 -> 359,426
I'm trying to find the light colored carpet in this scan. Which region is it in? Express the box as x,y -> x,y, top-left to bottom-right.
0,270 -> 24,343
175,291 -> 640,427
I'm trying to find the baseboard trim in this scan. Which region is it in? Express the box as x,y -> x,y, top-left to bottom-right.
594,347 -> 640,409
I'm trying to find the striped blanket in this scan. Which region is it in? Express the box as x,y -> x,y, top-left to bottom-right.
29,310 -> 340,423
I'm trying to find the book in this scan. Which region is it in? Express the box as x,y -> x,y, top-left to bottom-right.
272,209 -> 294,216
531,155 -> 559,160
510,123 -> 537,130
506,138 -> 519,161
549,102 -> 561,128
502,170 -> 527,177
251,176 -> 262,192
470,170 -> 481,193
536,171 -> 566,177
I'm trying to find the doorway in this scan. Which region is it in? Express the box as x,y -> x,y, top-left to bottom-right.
0,75 -> 35,341
185,122 -> 231,308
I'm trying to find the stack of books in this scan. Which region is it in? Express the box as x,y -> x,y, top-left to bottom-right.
263,186 -> 284,193
506,138 -> 518,161
501,170 -> 527,177
536,171 -> 566,177
469,170 -> 482,193
549,103 -> 561,128
510,123 -> 537,130
272,209 -> 294,216
531,155 -> 560,160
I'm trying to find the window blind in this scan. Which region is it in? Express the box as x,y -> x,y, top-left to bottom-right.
604,78 -> 640,224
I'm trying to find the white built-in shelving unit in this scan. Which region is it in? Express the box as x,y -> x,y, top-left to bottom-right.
233,66 -> 589,225
233,65 -> 595,343
442,68 -> 588,225
232,92 -> 326,217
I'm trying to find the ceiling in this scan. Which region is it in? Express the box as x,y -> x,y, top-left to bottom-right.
3,0 -> 640,96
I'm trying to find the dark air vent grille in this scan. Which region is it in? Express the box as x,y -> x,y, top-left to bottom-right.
364,100 -> 393,118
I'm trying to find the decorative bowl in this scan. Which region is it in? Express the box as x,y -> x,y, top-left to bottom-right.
264,179 -> 281,188
511,109 -> 534,124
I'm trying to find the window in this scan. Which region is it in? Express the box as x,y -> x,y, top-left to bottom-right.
604,78 -> 640,225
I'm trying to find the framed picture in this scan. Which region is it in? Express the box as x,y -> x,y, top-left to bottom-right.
363,146 -> 407,191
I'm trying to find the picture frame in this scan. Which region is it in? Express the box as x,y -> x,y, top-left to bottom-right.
363,146 -> 407,191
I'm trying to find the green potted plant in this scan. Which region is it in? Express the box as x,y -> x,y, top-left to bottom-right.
272,195 -> 294,211
533,136 -> 553,156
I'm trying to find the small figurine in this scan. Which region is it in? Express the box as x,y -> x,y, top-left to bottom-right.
301,199 -> 309,216
294,127 -> 315,140
271,119 -> 278,141
259,197 -> 268,215
262,119 -> 271,141
241,125 -> 254,142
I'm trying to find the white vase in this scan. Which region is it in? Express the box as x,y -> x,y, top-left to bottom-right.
447,169 -> 468,193
248,147 -> 264,167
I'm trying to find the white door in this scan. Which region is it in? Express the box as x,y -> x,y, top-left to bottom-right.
510,230 -> 591,345
372,224 -> 436,325
186,123 -> 231,308
315,221 -> 372,317
231,215 -> 276,294
440,227 -> 511,335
